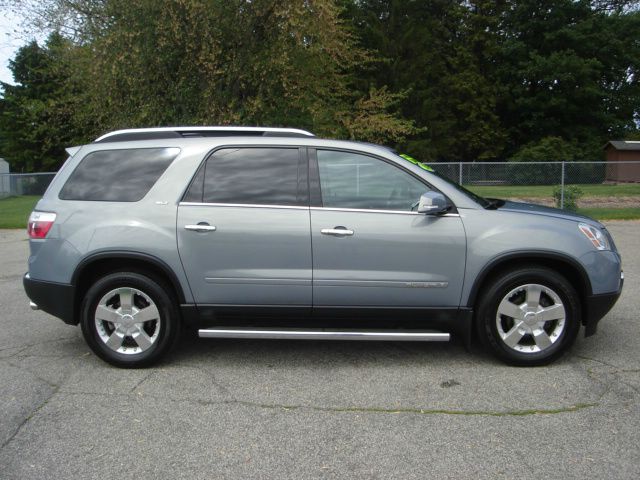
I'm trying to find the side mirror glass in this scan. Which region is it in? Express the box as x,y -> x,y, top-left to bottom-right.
417,191 -> 448,215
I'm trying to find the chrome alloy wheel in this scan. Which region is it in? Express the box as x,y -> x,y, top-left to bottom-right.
94,287 -> 161,355
495,283 -> 566,354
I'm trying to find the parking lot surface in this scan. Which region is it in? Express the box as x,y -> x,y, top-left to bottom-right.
0,222 -> 638,480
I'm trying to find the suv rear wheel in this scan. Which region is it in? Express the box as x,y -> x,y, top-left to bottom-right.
80,272 -> 179,368
476,266 -> 580,366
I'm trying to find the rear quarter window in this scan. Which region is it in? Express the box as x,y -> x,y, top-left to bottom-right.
58,147 -> 180,201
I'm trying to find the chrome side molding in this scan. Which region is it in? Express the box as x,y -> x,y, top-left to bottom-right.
198,328 -> 450,342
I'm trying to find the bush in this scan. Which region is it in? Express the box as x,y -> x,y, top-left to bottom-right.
553,185 -> 583,211
509,137 -> 581,185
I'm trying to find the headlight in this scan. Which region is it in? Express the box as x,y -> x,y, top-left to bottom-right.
578,223 -> 610,251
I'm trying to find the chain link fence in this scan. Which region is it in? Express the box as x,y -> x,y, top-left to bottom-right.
1,162 -> 639,209
433,161 -> 640,209
0,173 -> 57,199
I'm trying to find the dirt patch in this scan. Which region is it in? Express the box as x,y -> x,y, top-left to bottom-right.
509,197 -> 555,207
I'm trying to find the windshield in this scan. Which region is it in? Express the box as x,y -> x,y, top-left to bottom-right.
428,168 -> 492,208
395,153 -> 491,208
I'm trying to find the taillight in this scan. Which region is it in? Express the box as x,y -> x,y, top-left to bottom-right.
28,211 -> 57,239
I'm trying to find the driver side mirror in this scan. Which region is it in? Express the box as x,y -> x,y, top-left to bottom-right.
417,191 -> 449,215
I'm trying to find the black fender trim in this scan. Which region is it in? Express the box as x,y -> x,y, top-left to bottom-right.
584,280 -> 623,336
72,250 -> 187,303
24,274 -> 76,325
180,304 -> 201,328
466,250 -> 593,309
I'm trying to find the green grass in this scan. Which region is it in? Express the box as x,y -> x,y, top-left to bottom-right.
0,196 -> 40,229
577,207 -> 640,220
467,183 -> 640,198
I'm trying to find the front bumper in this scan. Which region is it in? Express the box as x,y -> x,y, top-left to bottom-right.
583,272 -> 624,337
23,273 -> 76,325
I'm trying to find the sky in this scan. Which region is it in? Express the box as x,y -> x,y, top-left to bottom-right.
0,7 -> 30,85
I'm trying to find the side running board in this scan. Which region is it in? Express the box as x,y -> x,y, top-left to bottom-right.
198,327 -> 450,342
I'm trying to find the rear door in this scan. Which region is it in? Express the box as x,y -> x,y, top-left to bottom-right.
177,146 -> 312,307
310,149 -> 466,308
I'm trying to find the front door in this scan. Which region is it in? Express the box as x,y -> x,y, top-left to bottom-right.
310,149 -> 466,308
177,147 -> 312,307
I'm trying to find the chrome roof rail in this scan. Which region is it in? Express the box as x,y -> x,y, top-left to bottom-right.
94,126 -> 315,143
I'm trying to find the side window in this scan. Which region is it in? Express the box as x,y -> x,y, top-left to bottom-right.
185,147 -> 305,206
59,148 -> 179,202
317,150 -> 428,211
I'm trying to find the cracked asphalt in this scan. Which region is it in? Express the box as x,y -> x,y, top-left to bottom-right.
1,222 -> 639,480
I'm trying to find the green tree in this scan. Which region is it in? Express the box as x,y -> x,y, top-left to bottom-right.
10,0 -> 416,143
0,32 -> 88,172
496,0 -> 640,159
509,137 -> 582,163
4,0 -> 640,164
344,0 -> 640,162
509,137 -> 606,184
341,0 -> 508,162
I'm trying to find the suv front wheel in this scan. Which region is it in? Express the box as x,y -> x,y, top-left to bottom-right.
80,272 -> 179,368
476,266 -> 581,366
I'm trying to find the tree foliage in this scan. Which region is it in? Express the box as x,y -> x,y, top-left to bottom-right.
0,32 -> 88,171
342,0 -> 508,162
510,137 -> 583,163
84,0 -> 377,134
1,0 -> 639,171
494,0 -> 640,160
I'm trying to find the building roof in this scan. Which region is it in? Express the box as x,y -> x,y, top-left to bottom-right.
605,140 -> 640,151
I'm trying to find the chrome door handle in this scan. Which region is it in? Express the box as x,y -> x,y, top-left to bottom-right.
321,227 -> 354,237
185,224 -> 217,232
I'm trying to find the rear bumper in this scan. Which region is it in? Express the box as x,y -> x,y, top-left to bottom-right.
23,273 -> 76,325
583,274 -> 623,337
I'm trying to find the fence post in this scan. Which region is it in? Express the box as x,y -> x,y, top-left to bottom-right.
560,161 -> 565,209
459,162 -> 463,185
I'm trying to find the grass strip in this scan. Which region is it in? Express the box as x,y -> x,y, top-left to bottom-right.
577,207 -> 640,220
467,184 -> 640,198
0,196 -> 40,229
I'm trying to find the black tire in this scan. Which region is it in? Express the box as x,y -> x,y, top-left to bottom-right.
476,266 -> 581,366
80,272 -> 180,368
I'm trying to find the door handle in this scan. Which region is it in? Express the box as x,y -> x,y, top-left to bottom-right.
321,227 -> 354,237
185,223 -> 217,233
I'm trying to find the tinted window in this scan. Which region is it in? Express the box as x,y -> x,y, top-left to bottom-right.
59,148 -> 179,202
317,150 -> 428,211
196,148 -> 304,206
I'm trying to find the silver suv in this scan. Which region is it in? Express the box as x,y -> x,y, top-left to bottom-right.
23,127 -> 623,367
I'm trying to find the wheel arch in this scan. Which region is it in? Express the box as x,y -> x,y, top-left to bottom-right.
71,251 -> 187,324
467,251 -> 592,324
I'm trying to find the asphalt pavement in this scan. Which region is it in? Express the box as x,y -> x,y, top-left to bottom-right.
0,222 -> 638,479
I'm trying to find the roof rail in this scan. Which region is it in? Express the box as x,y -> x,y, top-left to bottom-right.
93,126 -> 315,143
